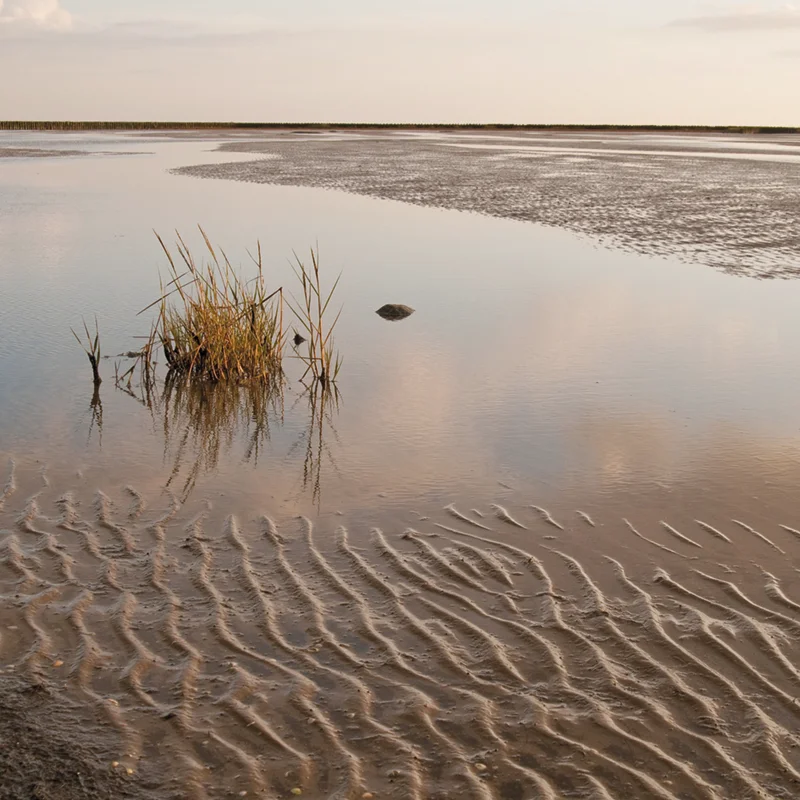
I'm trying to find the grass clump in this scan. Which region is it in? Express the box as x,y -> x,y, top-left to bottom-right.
78,228 -> 343,396
140,229 -> 285,384
71,229 -> 345,500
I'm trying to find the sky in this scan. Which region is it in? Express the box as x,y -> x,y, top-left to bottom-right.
1,1 -> 799,123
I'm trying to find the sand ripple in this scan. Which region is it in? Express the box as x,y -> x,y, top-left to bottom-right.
2,461 -> 800,798
174,134 -> 800,279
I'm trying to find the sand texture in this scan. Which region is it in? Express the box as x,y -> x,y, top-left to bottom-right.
174,132 -> 800,279
3,459 -> 800,798
0,148 -> 90,158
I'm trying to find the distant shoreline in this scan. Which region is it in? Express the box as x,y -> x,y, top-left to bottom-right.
1,121 -> 800,134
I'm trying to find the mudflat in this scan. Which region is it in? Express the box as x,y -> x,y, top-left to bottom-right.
2,129 -> 800,798
176,129 -> 800,279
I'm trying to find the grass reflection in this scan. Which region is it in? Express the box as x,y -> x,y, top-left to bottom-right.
115,367 -> 341,504
291,382 -> 342,508
83,383 -> 104,448
160,374 -> 285,500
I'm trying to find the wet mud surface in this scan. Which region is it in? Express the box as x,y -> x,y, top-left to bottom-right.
5,130 -> 800,798
0,148 -> 90,158
0,674 -> 147,799
175,132 -> 800,279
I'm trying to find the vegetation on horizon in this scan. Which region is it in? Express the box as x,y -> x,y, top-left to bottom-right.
4,120 -> 800,134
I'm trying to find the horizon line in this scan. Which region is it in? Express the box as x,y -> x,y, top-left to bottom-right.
2,121 -> 800,133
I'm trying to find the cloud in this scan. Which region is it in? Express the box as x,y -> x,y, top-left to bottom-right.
669,7 -> 800,32
0,0 -> 71,30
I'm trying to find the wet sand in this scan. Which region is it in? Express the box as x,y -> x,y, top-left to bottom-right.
0,148 -> 90,158
0,673 -> 146,799
3,458 -> 800,799
174,131 -> 800,279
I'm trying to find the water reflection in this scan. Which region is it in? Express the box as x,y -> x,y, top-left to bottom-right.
116,371 -> 285,500
3,133 -> 800,519
111,367 -> 344,504
289,383 -> 341,507
84,384 -> 103,447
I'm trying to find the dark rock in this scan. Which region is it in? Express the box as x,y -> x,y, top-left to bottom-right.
376,304 -> 415,321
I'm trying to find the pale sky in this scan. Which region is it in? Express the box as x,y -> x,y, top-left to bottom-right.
1,1 -> 799,123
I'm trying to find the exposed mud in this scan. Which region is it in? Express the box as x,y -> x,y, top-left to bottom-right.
0,148 -> 90,159
0,674 -> 147,799
174,131 -> 800,279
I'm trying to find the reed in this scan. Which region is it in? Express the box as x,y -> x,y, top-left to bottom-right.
137,229 -> 285,384
100,230 -> 347,500
71,317 -> 102,385
80,229 -> 342,424
287,248 -> 342,386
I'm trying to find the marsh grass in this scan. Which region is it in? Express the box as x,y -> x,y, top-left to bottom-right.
71,317 -> 102,385
80,229 -> 342,390
74,230 -> 343,496
288,249 -> 342,385
134,229 -> 286,384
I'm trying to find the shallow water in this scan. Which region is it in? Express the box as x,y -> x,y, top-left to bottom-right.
3,130 -> 800,517
3,130 -> 800,798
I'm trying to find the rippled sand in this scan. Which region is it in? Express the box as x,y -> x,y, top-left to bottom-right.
174,131 -> 800,279
0,147 -> 90,158
3,458 -> 800,799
